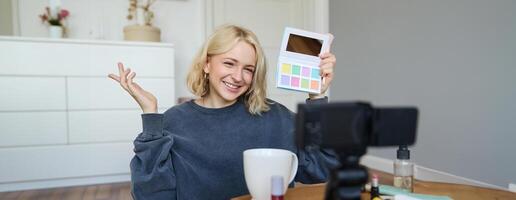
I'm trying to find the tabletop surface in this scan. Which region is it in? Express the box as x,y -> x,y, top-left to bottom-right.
232,169 -> 516,200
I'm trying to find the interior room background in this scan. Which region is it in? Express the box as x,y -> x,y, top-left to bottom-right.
330,0 -> 516,190
0,0 -> 515,193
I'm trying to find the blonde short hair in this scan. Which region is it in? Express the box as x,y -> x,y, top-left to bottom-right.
187,25 -> 270,115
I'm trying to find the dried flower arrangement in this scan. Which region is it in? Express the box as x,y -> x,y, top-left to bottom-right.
127,0 -> 157,26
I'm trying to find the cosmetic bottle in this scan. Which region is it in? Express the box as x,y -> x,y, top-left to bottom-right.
271,176 -> 284,200
393,145 -> 414,192
370,174 -> 382,200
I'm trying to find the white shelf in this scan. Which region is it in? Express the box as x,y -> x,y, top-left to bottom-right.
0,36 -> 174,48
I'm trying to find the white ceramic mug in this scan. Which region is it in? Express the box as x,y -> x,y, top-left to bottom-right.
243,148 -> 298,200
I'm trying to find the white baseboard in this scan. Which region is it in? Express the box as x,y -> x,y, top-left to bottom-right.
509,183 -> 516,193
0,173 -> 130,192
360,155 -> 508,191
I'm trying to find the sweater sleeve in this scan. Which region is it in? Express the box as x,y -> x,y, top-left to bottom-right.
130,114 -> 177,200
294,96 -> 340,183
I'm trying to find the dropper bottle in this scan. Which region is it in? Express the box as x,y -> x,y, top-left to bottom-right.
393,145 -> 414,192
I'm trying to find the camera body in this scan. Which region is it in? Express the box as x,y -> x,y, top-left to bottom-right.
296,102 -> 418,153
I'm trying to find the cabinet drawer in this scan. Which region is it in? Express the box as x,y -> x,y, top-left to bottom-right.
0,77 -> 66,111
67,77 -> 175,110
0,39 -> 174,77
0,142 -> 133,183
0,112 -> 67,147
68,110 -> 142,143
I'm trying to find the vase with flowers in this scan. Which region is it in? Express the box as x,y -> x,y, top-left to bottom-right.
39,7 -> 70,38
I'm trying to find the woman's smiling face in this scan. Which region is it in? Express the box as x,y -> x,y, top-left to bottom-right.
203,41 -> 257,104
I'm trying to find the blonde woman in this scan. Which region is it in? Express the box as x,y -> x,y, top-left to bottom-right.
109,25 -> 338,200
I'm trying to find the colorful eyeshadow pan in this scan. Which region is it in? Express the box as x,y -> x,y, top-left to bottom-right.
302,67 -> 310,77
311,80 -> 319,90
281,64 -> 291,74
280,75 -> 290,86
301,79 -> 309,89
292,65 -> 301,75
291,77 -> 300,87
311,69 -> 319,79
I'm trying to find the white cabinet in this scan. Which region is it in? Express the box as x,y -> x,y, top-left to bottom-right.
0,36 -> 175,191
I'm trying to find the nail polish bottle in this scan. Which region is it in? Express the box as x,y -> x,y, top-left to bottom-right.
271,176 -> 284,200
371,174 -> 382,200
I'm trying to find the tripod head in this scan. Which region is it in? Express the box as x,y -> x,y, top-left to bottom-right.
295,102 -> 419,200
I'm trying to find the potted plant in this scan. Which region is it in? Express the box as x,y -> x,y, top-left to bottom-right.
39,7 -> 70,38
123,0 -> 161,42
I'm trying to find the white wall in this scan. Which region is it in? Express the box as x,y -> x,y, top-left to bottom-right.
329,0 -> 516,188
16,0 -> 205,99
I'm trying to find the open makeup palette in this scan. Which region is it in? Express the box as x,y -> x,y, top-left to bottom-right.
276,27 -> 332,94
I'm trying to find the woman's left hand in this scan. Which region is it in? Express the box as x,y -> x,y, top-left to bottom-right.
309,52 -> 336,99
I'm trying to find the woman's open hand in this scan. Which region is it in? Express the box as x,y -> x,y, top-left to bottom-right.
108,62 -> 158,113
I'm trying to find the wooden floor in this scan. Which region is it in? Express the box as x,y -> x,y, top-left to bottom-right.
0,182 -> 132,200
0,170 -> 392,200
3,170 -> 515,200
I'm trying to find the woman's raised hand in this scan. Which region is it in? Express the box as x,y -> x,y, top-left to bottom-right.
108,62 -> 158,113
309,33 -> 336,100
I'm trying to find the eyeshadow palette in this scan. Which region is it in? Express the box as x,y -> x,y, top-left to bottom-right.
276,27 -> 331,94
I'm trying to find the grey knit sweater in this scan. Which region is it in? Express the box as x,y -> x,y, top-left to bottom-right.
130,97 -> 338,200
